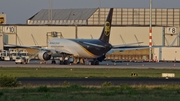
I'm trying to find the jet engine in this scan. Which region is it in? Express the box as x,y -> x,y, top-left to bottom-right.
38,51 -> 51,60
97,55 -> 106,62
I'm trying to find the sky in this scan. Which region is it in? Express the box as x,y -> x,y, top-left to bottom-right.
0,0 -> 180,24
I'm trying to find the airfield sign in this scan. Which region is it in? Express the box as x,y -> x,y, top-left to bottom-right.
3,26 -> 16,34
165,27 -> 178,34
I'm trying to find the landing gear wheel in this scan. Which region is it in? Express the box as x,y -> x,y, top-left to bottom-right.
10,58 -> 13,61
91,61 -> 95,65
95,61 -> 99,65
91,61 -> 99,65
59,61 -> 64,65
59,60 -> 70,65
51,60 -> 56,64
59,54 -> 71,65
64,60 -> 70,65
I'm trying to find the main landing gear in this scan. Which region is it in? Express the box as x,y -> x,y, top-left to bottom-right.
59,54 -> 71,65
90,59 -> 99,65
50,55 -> 100,65
73,58 -> 100,65
59,60 -> 70,65
51,57 -> 56,64
50,57 -> 70,65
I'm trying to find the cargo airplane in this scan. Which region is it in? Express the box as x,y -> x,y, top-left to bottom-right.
3,8 -> 151,65
39,8 -> 114,65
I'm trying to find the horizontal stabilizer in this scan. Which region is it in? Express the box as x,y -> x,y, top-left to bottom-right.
82,42 -> 105,48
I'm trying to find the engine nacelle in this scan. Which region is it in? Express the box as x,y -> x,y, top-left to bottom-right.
97,55 -> 106,62
38,51 -> 51,61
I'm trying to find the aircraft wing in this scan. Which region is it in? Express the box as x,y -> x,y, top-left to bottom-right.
4,44 -> 72,55
4,44 -> 41,48
108,45 -> 162,54
112,42 -> 143,48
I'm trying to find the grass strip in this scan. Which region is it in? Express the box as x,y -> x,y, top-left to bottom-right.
1,84 -> 180,101
0,67 -> 180,78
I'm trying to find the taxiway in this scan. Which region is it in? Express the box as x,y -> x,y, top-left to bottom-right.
0,60 -> 180,69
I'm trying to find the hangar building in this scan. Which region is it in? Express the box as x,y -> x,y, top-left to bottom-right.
0,8 -> 180,61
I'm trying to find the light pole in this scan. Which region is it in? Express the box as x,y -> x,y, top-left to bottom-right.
48,0 -> 53,24
98,2 -> 101,25
0,26 -> 3,50
99,0 -> 101,8
73,13 -> 78,39
149,0 -> 152,61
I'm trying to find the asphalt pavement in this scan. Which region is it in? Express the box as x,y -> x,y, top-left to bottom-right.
0,60 -> 180,69
1,60 -> 180,86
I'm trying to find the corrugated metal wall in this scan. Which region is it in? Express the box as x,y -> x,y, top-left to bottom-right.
88,8 -> 180,26
1,26 -> 163,47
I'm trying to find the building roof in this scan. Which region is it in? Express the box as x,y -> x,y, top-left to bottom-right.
28,8 -> 98,20
28,8 -> 180,26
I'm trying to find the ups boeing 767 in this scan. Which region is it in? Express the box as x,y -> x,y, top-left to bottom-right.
4,8 -> 153,65
39,8 -> 114,65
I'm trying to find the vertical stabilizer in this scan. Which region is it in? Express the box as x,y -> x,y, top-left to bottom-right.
99,8 -> 113,43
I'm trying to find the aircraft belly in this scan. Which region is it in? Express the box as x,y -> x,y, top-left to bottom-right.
68,41 -> 98,58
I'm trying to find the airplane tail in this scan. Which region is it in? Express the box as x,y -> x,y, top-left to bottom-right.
99,8 -> 113,43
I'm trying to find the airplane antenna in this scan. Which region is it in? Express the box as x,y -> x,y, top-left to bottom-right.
119,35 -> 126,45
31,34 -> 39,45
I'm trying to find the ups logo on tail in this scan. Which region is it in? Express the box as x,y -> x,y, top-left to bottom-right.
104,21 -> 110,36
0,17 -> 4,24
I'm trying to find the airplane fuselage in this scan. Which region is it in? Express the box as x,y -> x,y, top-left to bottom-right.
48,38 -> 112,58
